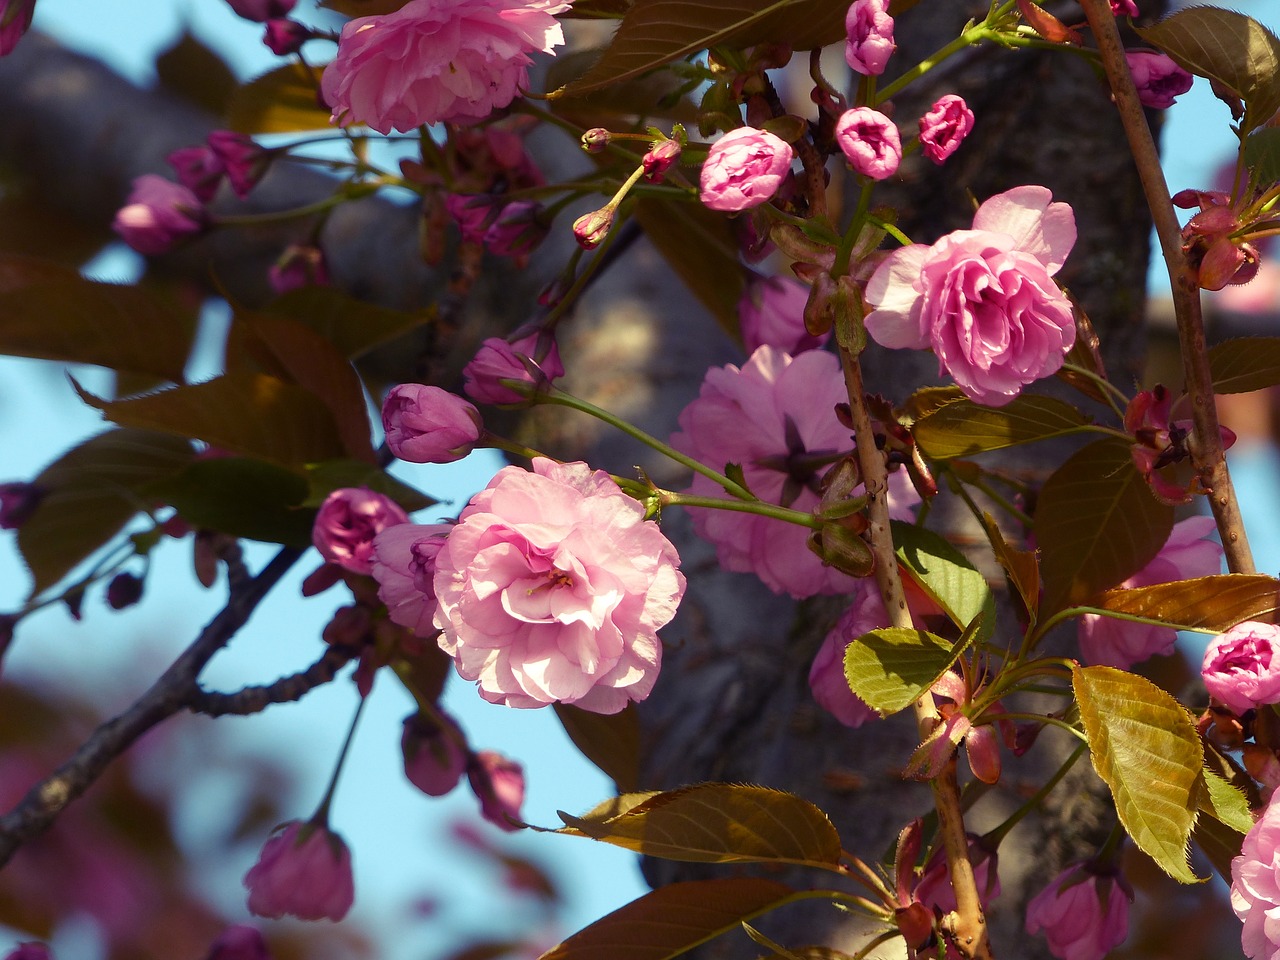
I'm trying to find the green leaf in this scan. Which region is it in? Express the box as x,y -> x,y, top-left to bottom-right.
143,457 -> 314,546
891,521 -> 994,638
225,62 -> 332,134
552,0 -> 848,98
303,460 -> 436,512
265,287 -> 434,361
1208,337 -> 1280,395
1035,438 -> 1173,617
1243,128 -> 1280,188
633,197 -> 744,332
1073,665 -> 1204,884
155,30 -> 238,116
554,703 -> 640,794
912,396 -> 1089,460
74,372 -> 350,470
17,429 -> 195,595
1136,8 -> 1280,134
557,783 -> 842,867
843,627 -> 961,717
537,877 -> 798,960
1199,768 -> 1254,836
0,255 -> 191,381
1087,574 -> 1280,633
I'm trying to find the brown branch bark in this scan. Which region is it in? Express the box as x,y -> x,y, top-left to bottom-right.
187,643 -> 357,718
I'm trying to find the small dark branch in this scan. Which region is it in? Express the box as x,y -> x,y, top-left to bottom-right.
0,546 -> 305,868
188,644 -> 358,717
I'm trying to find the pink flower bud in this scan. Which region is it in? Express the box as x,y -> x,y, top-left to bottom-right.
112,175 -> 207,256
243,820 -> 354,922
226,0 -> 295,22
468,751 -> 525,831
642,139 -> 682,182
835,108 -> 901,180
739,275 -> 829,355
167,144 -> 224,203
1125,50 -> 1193,109
0,0 -> 35,57
269,243 -> 330,294
699,127 -> 794,213
462,331 -> 564,405
207,130 -> 268,198
1203,621 -> 1280,716
263,17 -> 310,56
915,833 -> 1000,913
203,925 -> 269,960
1026,864 -> 1130,960
581,127 -> 611,153
572,206 -> 615,249
918,94 -> 974,165
0,481 -> 43,529
483,201 -> 547,258
312,487 -> 410,576
105,572 -> 144,611
844,0 -> 895,76
445,193 -> 504,244
382,383 -> 483,464
1110,0 -> 1139,15
2,945 -> 52,960
402,711 -> 468,797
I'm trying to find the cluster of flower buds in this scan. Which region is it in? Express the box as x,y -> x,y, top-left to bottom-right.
1174,187 -> 1266,290
1124,385 -> 1236,503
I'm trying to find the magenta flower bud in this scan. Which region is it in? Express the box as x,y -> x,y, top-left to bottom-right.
572,206 -> 615,249
382,383 -> 483,464
445,193 -> 504,244
0,481 -> 43,529
1125,50 -> 1193,109
915,833 -> 1000,913
207,130 -> 268,198
739,275 -> 829,355
2,945 -> 52,960
483,200 -> 547,258
581,127 -> 611,153
112,175 -> 207,256
312,487 -> 410,576
0,0 -> 36,57
835,107 -> 901,180
243,820 -> 354,922
105,572 -> 144,611
844,0 -> 895,77
699,127 -> 794,212
402,711 -> 468,797
1026,864 -> 1131,960
263,17 -> 310,55
1110,0 -> 1139,15
226,0 -> 295,22
167,144 -> 225,203
918,94 -> 974,165
642,139 -> 683,183
203,925 -> 269,960
1203,621 -> 1280,716
468,751 -> 526,831
269,243 -> 329,294
463,331 -> 564,405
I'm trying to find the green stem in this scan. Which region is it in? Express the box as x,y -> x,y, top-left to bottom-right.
983,742 -> 1087,848
657,490 -> 822,529
874,1 -> 1018,105
1059,362 -> 1131,417
214,190 -> 355,227
313,694 -> 367,825
834,178 -> 876,276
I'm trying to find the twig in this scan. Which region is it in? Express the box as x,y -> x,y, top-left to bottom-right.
187,644 -> 358,718
0,546 -> 304,868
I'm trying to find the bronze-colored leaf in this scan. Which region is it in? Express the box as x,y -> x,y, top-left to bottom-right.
265,286 -> 434,361
980,512 -> 1039,621
226,62 -> 332,135
634,197 -> 744,332
554,702 -> 640,793
155,30 -> 238,115
912,395 -> 1089,460
1208,337 -> 1280,395
1087,574 -> 1280,632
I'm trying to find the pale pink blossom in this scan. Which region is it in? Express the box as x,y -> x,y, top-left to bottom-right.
864,184 -> 1077,406
1204,620 -> 1280,716
463,331 -> 564,404
0,0 -> 35,56
835,107 -> 901,180
112,175 -> 207,256
468,750 -> 526,830
371,522 -> 452,637
844,0 -> 895,76
699,127 -> 794,213
433,458 -> 685,713
739,275 -> 828,355
320,0 -> 572,134
671,346 -> 918,598
1232,796 -> 1280,959
243,820 -> 354,922
919,95 -> 974,165
382,383 -> 484,464
312,487 -> 410,576
1025,865 -> 1130,960
1125,50 -> 1193,109
1078,517 -> 1222,668
402,711 -> 468,796
808,580 -> 885,727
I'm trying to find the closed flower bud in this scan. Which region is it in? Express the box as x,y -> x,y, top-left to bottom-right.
918,94 -> 974,165
807,522 -> 874,578
462,331 -> 564,405
699,127 -> 794,212
112,175 -> 207,256
0,481 -> 43,529
642,139 -> 682,182
572,206 -> 615,249
203,925 -> 269,960
468,751 -> 526,831
581,127 -> 611,153
167,144 -> 224,203
226,0 -> 295,22
263,17 -> 310,55
844,0 -> 895,77
312,487 -> 410,576
483,200 -> 547,259
207,130 -> 269,198
0,0 -> 35,57
382,383 -> 484,464
105,572 -> 144,611
1125,50 -> 1193,109
402,711 -> 468,797
269,243 -> 329,294
835,107 -> 902,180
1203,620 -> 1280,716
243,820 -> 354,922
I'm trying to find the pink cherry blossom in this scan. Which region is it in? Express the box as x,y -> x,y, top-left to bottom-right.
312,487 -> 410,576
844,0 -> 895,76
320,0 -> 572,134
168,144 -> 224,203
243,820 -> 354,922
433,458 -> 685,713
1111,0 -> 1139,15
671,346 -> 918,598
864,184 -> 1077,406
1232,796 -> 1280,959
835,107 -> 901,180
0,0 -> 35,56
1204,620 -> 1280,716
919,95 -> 975,165
738,275 -> 829,355
699,127 -> 794,213
204,925 -> 270,960
208,130 -> 268,198
112,175 -> 207,256
1078,517 -> 1222,668
371,522 -> 452,637
915,833 -> 1000,913
1025,865 -> 1130,960
264,17 -> 309,55
1125,50 -> 1193,109
468,751 -> 526,831
401,710 -> 468,797
808,580 -> 885,727
382,383 -> 484,464
463,331 -> 564,404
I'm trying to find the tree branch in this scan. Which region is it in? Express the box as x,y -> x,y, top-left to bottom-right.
188,642 -> 357,718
